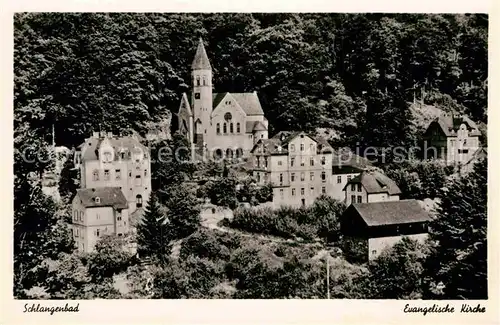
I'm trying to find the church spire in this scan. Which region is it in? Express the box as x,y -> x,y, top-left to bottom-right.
191,38 -> 211,70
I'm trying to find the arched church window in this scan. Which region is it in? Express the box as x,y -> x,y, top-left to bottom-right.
136,194 -> 143,208
223,123 -> 227,133
226,148 -> 233,158
236,148 -> 243,158
203,76 -> 207,86
216,123 -> 220,134
230,123 -> 234,133
196,76 -> 200,86
236,123 -> 241,133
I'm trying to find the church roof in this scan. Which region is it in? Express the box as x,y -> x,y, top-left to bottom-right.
191,38 -> 212,70
230,93 -> 264,116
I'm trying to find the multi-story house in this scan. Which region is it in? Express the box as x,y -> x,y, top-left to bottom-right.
329,150 -> 372,201
341,199 -> 430,262
422,113 -> 481,165
251,131 -> 334,207
344,170 -> 401,206
72,187 -> 129,253
76,131 -> 151,214
72,131 -> 151,252
177,38 -> 269,158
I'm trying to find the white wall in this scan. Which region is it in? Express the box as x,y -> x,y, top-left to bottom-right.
368,233 -> 428,260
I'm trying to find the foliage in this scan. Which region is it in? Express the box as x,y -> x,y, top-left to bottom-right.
423,157 -> 487,299
383,159 -> 451,199
229,196 -> 346,241
364,237 -> 429,299
136,192 -> 169,259
203,176 -> 239,209
179,228 -> 241,261
87,234 -> 137,281
58,149 -> 79,203
163,184 -> 201,240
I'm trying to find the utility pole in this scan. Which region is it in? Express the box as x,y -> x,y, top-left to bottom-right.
326,254 -> 330,299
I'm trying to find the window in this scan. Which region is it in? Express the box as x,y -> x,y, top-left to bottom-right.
278,160 -> 282,166
93,170 -> 99,181
300,143 -> 304,151
216,123 -> 220,134
80,211 -> 83,221
95,197 -> 101,204
301,157 -> 305,166
264,158 -> 268,168
76,228 -> 79,236
310,143 -> 314,152
223,123 -> 227,133
300,172 -> 305,181
310,157 -> 314,166
280,189 -> 284,197
129,170 -> 132,178
144,169 -> 147,177
291,173 -> 295,182
115,169 -> 121,180
136,195 -> 143,208
337,176 -> 342,184
351,195 -> 356,203
135,175 -> 142,186
322,186 -> 326,194
347,175 -> 352,181
310,187 -> 314,194
202,76 -> 206,86
236,123 -> 241,133
357,183 -> 362,192
96,229 -> 100,237
290,158 -> 295,167
279,173 -> 283,184
230,123 -> 234,133
372,250 -> 377,256
301,188 -> 305,196
257,173 -> 261,182
73,211 -> 77,221
290,144 -> 295,152
321,156 -> 326,165
104,169 -> 110,181
117,214 -> 122,221
196,76 -> 200,86
310,172 -> 314,181
256,156 -> 260,168
357,196 -> 362,203
351,184 -> 356,191
292,188 -> 296,196
264,173 -> 268,182
195,92 -> 200,99
321,172 -> 326,182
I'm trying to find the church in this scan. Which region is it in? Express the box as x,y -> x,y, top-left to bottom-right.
177,38 -> 269,159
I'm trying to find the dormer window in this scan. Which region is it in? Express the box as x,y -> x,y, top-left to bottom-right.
95,197 -> 100,204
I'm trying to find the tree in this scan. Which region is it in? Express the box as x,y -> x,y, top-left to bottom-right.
58,149 -> 79,203
87,234 -> 137,281
364,237 -> 429,299
424,157 -> 487,299
205,176 -> 239,209
163,184 -> 201,240
309,195 -> 346,243
136,192 -> 169,259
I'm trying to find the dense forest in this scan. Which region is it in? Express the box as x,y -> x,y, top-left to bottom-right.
15,13 -> 487,150
13,13 -> 488,300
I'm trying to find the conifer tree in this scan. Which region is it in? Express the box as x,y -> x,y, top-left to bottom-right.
424,157 -> 487,299
136,192 -> 169,259
58,150 -> 79,203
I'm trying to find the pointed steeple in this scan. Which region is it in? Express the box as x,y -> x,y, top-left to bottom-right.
191,38 -> 211,70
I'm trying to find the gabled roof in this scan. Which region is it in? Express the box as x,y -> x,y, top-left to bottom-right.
191,38 -> 211,70
180,93 -> 193,117
211,92 -> 264,116
332,149 -> 373,170
347,199 -> 431,227
345,170 -> 401,195
428,114 -> 481,137
76,187 -> 128,209
270,131 -> 333,154
80,134 -> 148,162
250,138 -> 287,155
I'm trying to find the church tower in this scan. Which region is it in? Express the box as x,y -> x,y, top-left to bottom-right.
191,38 -> 213,148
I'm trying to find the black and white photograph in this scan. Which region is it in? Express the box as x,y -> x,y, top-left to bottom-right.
12,11 -> 489,305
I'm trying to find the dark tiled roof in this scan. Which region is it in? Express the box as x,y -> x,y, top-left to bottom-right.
80,135 -> 148,162
191,38 -> 211,70
430,114 -> 481,137
349,199 -> 431,227
332,149 -> 374,169
345,170 -> 402,195
76,187 -> 128,209
332,165 -> 364,175
250,138 -> 287,155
